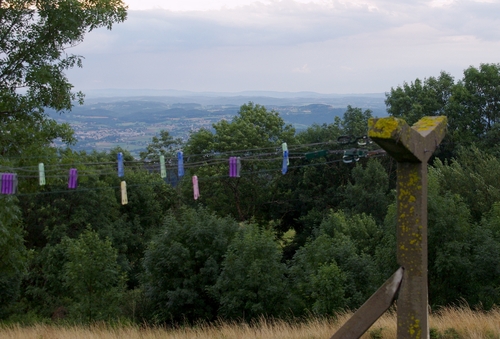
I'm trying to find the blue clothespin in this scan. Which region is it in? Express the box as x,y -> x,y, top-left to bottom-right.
68,168 -> 78,189
177,151 -> 184,177
282,142 -> 289,165
117,152 -> 124,177
282,150 -> 289,175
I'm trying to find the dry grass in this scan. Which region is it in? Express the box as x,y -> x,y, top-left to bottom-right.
1,306 -> 499,339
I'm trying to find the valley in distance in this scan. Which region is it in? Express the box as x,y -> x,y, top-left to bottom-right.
48,89 -> 387,157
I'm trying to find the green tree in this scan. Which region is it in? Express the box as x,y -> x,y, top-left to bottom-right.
0,196 -> 29,319
211,223 -> 289,320
447,63 -> 500,147
432,146 -> 500,222
385,71 -> 454,126
295,122 -> 342,145
385,64 -> 500,156
63,228 -> 126,322
341,158 -> 391,223
334,105 -> 373,137
473,203 -> 500,308
0,0 -> 127,156
290,211 -> 380,315
425,168 -> 474,307
210,102 -> 295,151
142,207 -> 239,323
182,102 -> 296,221
289,234 -> 347,316
139,130 -> 182,161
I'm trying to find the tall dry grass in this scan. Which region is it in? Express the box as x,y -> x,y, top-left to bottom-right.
1,306 -> 499,339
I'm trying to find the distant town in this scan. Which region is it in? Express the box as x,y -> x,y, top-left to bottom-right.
48,92 -> 387,156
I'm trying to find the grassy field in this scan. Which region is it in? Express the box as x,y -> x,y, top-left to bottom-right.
1,306 -> 499,339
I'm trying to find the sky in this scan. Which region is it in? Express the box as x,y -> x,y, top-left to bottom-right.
66,0 -> 500,95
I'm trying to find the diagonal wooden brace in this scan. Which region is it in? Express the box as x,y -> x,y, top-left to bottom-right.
330,267 -> 404,339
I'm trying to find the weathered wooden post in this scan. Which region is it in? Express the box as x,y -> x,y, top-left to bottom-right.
330,116 -> 447,339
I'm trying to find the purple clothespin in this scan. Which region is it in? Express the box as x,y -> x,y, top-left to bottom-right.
229,157 -> 241,177
68,168 -> 78,189
1,173 -> 8,194
1,173 -> 17,195
229,157 -> 235,177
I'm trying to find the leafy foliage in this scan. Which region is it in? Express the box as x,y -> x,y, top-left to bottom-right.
385,63 -> 500,157
142,207 -> 239,323
63,228 -> 126,322
139,130 -> 182,161
182,102 -> 295,221
0,197 -> 29,319
341,158 -> 391,223
5,55 -> 500,325
289,211 -> 381,315
0,0 -> 127,156
212,223 -> 289,320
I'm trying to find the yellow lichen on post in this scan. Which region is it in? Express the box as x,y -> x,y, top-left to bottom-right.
411,116 -> 447,133
409,317 -> 421,338
368,117 -> 404,139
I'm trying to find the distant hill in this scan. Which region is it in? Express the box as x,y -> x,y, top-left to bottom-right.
48,91 -> 388,155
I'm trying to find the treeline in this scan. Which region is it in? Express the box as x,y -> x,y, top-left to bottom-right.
2,64 -> 500,325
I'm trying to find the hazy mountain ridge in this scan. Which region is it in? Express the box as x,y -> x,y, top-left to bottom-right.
48,92 -> 387,155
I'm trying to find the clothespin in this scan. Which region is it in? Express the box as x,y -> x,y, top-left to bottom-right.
305,150 -> 328,160
121,181 -> 128,205
160,155 -> 167,178
192,175 -> 200,200
1,173 -> 17,195
282,150 -> 289,175
236,157 -> 241,177
68,168 -> 78,189
282,142 -> 289,165
177,151 -> 184,177
229,157 -> 234,177
229,157 -> 241,177
39,163 -> 46,186
117,152 -> 124,177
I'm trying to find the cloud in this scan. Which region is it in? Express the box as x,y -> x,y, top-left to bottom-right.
79,0 -> 500,56
292,64 -> 311,73
67,0 -> 500,93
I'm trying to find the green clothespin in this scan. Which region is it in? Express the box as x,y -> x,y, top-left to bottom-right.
39,163 -> 46,186
160,155 -> 167,178
305,150 -> 328,160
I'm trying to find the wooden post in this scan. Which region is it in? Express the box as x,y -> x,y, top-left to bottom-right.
368,116 -> 447,339
329,116 -> 446,339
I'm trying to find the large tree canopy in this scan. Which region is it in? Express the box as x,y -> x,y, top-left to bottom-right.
0,0 -> 127,156
385,63 -> 500,156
